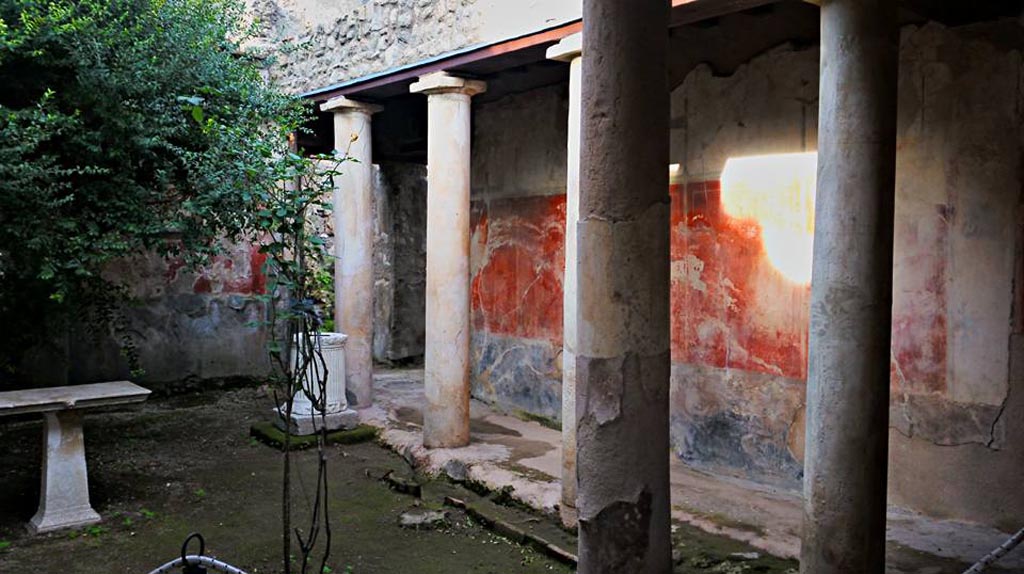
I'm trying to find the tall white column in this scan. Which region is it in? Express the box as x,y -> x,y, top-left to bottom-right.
547,32 -> 582,528
410,72 -> 487,448
321,96 -> 381,409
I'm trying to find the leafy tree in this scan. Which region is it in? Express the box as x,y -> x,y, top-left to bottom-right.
0,0 -> 310,380
2,2 -> 347,572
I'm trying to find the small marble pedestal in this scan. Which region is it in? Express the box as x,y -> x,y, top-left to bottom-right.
29,411 -> 102,533
275,332 -> 359,435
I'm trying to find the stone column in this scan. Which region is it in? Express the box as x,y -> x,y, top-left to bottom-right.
547,32 -> 582,528
576,1 -> 671,572
410,72 -> 486,449
800,1 -> 899,573
321,96 -> 381,409
30,411 -> 101,533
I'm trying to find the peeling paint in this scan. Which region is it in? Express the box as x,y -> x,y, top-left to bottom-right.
579,489 -> 653,573
69,243 -> 270,386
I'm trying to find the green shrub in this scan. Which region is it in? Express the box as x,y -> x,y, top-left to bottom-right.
0,0 -> 314,382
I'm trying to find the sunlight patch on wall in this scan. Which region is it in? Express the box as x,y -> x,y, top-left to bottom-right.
720,152 -> 818,284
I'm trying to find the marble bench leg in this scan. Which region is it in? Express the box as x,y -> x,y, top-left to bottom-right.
28,411 -> 101,534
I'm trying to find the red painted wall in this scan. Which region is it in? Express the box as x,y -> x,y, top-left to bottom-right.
469,182 -> 948,393
468,184 -> 813,380
671,181 -> 810,380
164,244 -> 268,296
470,195 -> 565,345
891,208 -> 948,394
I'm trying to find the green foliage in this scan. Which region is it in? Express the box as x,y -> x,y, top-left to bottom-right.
86,525 -> 109,537
258,142 -> 343,574
71,524 -> 109,539
0,3 -> 345,571
0,0 -> 313,381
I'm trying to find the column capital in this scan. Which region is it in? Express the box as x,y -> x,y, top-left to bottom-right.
546,32 -> 582,62
410,71 -> 487,97
320,96 -> 382,115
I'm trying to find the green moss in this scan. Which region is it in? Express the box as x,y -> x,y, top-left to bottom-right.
691,511 -> 765,536
249,422 -> 379,451
514,410 -> 562,431
459,477 -> 493,498
670,520 -> 797,573
490,485 -> 537,515
502,461 -> 557,483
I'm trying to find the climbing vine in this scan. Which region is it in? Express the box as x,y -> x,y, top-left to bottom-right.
249,137 -> 346,574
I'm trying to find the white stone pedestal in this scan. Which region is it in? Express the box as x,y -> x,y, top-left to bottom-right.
275,332 -> 359,435
29,411 -> 102,534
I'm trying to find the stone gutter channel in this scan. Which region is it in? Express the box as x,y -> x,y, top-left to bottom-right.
360,371 -> 562,514
361,370 -> 1024,573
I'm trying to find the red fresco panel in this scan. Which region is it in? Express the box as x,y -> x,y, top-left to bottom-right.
468,180 -> 945,390
672,180 -> 809,380
470,195 -> 566,344
891,206 -> 948,393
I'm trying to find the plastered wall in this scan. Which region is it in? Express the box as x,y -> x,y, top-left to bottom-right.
469,82 -> 569,421
461,21 -> 1023,528
65,243 -> 272,389
671,22 -> 1022,526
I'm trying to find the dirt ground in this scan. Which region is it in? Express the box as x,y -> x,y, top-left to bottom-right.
0,385 -> 800,574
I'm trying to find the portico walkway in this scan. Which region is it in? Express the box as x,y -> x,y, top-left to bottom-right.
363,369 -> 1024,574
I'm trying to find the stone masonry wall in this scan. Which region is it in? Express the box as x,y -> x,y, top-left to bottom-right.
244,0 -> 582,95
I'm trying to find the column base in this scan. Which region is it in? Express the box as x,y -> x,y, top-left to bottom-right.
30,411 -> 101,534
560,504 -> 578,529
28,505 -> 101,534
273,408 -> 360,436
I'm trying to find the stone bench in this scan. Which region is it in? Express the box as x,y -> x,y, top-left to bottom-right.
0,381 -> 151,533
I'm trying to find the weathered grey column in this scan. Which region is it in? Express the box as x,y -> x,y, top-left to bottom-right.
321,96 -> 381,408
410,72 -> 486,448
547,32 -> 582,528
576,1 -> 671,572
801,1 -> 899,573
